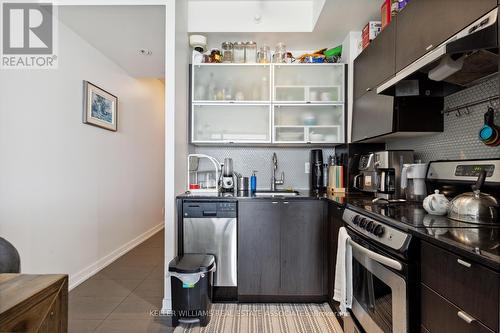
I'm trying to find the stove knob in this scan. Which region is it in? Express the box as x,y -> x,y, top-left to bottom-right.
353,215 -> 360,225
373,225 -> 385,237
366,221 -> 374,232
360,218 -> 368,228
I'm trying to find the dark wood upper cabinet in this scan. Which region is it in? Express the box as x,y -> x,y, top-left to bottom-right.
395,0 -> 497,72
354,20 -> 396,99
280,200 -> 325,296
238,201 -> 281,296
351,90 -> 394,141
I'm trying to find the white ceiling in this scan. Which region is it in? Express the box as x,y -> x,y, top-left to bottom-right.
200,0 -> 380,50
59,5 -> 165,78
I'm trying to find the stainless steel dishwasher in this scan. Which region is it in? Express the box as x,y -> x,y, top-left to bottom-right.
182,201 -> 237,290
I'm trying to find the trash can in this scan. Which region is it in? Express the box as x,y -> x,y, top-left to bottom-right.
168,254 -> 216,327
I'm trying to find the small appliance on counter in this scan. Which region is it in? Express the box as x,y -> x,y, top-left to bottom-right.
335,143 -> 385,193
372,150 -> 414,202
353,152 -> 379,193
401,163 -> 427,202
187,154 -> 220,193
310,149 -> 324,193
220,158 -> 235,193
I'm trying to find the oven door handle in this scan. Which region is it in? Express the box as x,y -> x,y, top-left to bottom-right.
349,239 -> 403,271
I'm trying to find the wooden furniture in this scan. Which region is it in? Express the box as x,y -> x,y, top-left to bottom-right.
352,0 -> 497,143
0,274 -> 68,333
420,241 -> 499,333
238,200 -> 327,301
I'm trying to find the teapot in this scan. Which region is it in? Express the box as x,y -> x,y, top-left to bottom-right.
423,190 -> 450,216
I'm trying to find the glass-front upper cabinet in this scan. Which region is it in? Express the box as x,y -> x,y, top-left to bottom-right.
273,64 -> 344,103
192,104 -> 271,144
192,64 -> 271,103
273,105 -> 345,144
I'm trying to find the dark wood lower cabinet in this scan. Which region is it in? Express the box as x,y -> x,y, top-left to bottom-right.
280,200 -> 325,296
420,241 -> 499,331
421,284 -> 494,333
238,200 -> 327,300
238,201 -> 281,296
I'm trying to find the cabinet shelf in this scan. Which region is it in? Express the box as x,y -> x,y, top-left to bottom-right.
191,63 -> 346,145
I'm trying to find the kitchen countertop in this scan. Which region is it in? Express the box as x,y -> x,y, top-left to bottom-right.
343,197 -> 500,271
177,191 -> 500,270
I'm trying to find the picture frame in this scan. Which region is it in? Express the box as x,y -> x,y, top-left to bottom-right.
83,81 -> 118,131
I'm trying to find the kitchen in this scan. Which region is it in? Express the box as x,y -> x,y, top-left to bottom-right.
0,0 -> 498,333
173,0 -> 500,332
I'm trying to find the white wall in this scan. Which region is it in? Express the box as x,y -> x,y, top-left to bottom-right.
163,0 -> 190,312
0,22 -> 165,289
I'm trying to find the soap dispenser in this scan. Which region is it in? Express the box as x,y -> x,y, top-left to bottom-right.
251,171 -> 257,193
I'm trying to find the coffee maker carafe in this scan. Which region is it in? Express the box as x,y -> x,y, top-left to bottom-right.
401,163 -> 427,201
373,150 -> 414,201
310,149 -> 324,193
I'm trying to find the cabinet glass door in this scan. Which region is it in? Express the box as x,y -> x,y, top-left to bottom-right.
273,105 -> 344,143
192,104 -> 271,143
273,64 -> 344,103
193,64 -> 271,103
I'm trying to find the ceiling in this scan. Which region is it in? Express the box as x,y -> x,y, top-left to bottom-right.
200,0 -> 380,50
59,5 -> 165,78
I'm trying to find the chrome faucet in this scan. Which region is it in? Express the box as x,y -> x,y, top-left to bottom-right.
271,152 -> 284,191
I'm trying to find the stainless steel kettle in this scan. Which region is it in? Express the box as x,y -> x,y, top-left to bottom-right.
448,171 -> 499,224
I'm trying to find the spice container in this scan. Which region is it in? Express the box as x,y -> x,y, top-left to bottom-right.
273,42 -> 286,63
257,45 -> 270,63
245,41 -> 257,63
221,42 -> 233,63
233,42 -> 245,63
209,49 -> 222,63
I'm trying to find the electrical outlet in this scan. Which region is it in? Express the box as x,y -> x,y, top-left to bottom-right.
305,162 -> 310,174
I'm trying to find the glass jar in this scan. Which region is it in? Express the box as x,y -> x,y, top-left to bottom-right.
257,45 -> 270,64
273,42 -> 286,63
221,42 -> 233,63
209,48 -> 222,63
245,41 -> 257,63
233,42 -> 245,63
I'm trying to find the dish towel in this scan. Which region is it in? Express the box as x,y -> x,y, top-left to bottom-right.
333,227 -> 353,316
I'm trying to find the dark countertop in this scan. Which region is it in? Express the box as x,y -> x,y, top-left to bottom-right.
177,191 -> 500,271
342,197 -> 500,271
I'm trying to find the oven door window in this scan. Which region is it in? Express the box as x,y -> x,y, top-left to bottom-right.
351,244 -> 407,333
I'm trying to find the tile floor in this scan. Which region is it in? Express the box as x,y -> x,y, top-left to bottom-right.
69,231 -> 173,333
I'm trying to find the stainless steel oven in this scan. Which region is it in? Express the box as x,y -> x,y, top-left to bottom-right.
343,208 -> 412,333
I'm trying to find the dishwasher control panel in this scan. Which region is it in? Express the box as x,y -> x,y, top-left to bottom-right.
183,201 -> 237,218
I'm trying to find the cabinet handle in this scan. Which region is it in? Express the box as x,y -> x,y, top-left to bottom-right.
457,258 -> 471,268
366,87 -> 372,92
457,311 -> 476,324
425,44 -> 434,51
283,201 -> 289,204
272,201 -> 279,204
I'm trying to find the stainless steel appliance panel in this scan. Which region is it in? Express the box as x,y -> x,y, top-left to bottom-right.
184,216 -> 237,287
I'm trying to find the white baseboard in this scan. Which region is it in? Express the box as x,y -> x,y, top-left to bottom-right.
69,222 -> 164,291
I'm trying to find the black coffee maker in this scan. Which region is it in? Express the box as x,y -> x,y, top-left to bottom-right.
310,149 -> 324,193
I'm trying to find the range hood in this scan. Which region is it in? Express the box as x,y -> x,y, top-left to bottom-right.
378,8 -> 498,96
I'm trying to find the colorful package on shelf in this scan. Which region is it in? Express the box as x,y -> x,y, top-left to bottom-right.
398,0 -> 410,11
381,0 -> 398,30
362,21 -> 382,49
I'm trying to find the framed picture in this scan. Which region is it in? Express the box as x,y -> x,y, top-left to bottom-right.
83,81 -> 118,131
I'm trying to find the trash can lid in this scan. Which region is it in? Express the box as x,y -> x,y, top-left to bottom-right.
168,254 -> 215,274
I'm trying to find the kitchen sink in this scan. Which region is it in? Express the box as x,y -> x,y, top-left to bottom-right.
254,190 -> 300,197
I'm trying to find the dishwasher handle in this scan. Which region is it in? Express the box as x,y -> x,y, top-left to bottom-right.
202,211 -> 217,217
